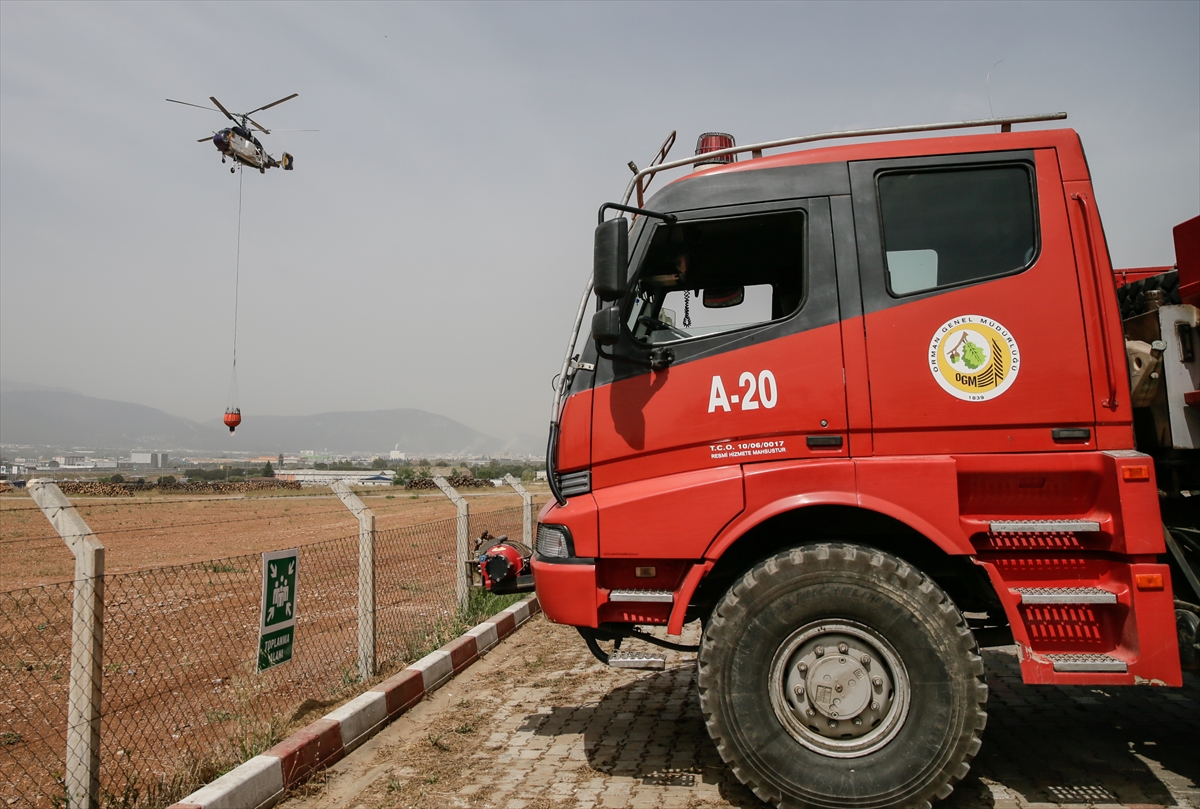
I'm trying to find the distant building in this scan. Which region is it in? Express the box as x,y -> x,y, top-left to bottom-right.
131,452 -> 170,468
273,469 -> 396,487
389,451 -> 407,461
46,454 -> 106,470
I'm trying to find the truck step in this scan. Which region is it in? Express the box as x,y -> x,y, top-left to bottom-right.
1014,586 -> 1117,605
1045,653 -> 1127,673
990,519 -> 1101,533
608,589 -> 674,603
608,650 -> 667,670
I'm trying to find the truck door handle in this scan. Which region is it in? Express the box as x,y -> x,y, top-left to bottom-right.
806,435 -> 844,448
1071,193 -> 1119,410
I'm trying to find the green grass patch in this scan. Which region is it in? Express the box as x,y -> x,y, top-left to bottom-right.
407,590 -> 527,663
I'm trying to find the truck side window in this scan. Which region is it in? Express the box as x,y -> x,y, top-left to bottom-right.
627,210 -> 804,344
878,165 -> 1037,295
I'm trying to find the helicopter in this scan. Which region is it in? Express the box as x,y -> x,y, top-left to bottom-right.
167,94 -> 302,174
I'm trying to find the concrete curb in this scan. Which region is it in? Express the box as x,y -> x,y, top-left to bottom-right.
169,595 -> 540,809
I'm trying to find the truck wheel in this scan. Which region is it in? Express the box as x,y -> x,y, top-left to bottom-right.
698,543 -> 987,809
1116,269 -> 1180,319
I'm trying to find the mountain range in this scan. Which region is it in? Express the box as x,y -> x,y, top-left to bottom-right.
0,381 -> 542,456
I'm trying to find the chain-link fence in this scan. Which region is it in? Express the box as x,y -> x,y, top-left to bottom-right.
1,502 -> 526,808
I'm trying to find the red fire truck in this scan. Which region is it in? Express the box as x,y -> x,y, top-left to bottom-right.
504,114 -> 1200,808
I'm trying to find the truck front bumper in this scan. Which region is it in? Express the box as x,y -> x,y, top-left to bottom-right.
530,553 -> 599,628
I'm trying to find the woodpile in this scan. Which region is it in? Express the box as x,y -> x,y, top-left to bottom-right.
404,474 -> 493,491
52,480 -> 303,497
57,481 -> 134,497
447,474 -> 494,489
158,480 -> 303,494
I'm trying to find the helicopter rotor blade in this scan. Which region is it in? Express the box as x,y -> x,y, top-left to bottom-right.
209,96 -> 237,123
167,98 -> 220,112
243,115 -> 271,134
245,93 -> 298,115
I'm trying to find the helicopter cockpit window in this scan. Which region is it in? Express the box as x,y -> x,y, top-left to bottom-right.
627,210 -> 805,345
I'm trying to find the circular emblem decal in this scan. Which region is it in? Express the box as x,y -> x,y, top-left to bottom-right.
928,315 -> 1020,402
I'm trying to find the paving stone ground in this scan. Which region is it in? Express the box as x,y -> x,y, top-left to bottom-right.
280,616 -> 1199,809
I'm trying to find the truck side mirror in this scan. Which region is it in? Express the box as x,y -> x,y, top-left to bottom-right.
591,306 -> 622,347
594,218 -> 629,302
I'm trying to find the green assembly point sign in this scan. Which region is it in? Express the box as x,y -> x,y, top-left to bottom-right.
258,549 -> 298,672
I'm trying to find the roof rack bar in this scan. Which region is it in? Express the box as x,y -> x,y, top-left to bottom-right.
632,112 -> 1068,185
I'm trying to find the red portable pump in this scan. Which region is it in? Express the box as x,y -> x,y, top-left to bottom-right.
532,115 -> 1199,809
475,533 -> 533,594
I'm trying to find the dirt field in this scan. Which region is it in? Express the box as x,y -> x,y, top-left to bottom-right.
0,486 -> 550,591
0,482 -> 546,809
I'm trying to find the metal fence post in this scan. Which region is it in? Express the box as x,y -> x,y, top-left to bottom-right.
432,476 -> 470,611
331,481 -> 376,680
28,480 -> 104,809
503,474 -> 534,547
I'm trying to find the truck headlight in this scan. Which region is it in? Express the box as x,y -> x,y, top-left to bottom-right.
536,524 -> 571,558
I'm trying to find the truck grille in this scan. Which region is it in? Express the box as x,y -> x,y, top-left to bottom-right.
556,470 -> 591,497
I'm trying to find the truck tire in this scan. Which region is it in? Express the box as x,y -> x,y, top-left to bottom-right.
1117,269 -> 1180,319
698,543 -> 987,809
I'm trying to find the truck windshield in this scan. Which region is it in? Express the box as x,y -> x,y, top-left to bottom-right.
627,210 -> 805,344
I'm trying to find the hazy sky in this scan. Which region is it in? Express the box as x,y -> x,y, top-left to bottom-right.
2,1 -> 1197,442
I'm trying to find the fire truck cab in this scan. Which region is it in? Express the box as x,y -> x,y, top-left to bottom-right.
531,115 -> 1199,809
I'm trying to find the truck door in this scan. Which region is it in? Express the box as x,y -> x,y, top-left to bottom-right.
848,149 -> 1097,454
590,198 -> 846,557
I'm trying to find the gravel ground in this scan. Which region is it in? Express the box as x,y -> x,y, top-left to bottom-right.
279,616 -> 1199,809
